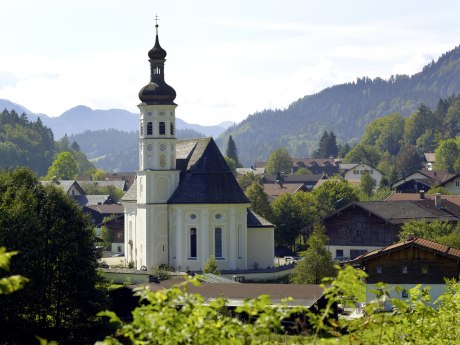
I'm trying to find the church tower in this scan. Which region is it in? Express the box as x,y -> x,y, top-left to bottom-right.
134,21 -> 180,269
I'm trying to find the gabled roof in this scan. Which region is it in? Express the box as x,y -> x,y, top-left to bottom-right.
386,193 -> 460,207
84,204 -> 124,215
74,194 -> 111,206
121,138 -> 249,204
354,237 -> 460,262
41,180 -> 85,195
78,180 -> 127,191
339,162 -> 382,174
263,174 -> 325,184
146,278 -> 324,307
169,138 -> 249,204
323,200 -> 460,225
424,153 -> 435,163
263,183 -> 305,198
247,209 -> 273,228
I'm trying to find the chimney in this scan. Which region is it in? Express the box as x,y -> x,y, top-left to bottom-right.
419,190 -> 425,199
435,193 -> 441,208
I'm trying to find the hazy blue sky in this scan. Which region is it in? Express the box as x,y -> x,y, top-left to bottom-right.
2,0 -> 460,125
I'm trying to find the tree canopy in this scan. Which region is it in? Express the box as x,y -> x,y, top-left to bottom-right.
46,151 -> 79,180
265,148 -> 292,175
0,168 -> 107,343
225,135 -> 241,168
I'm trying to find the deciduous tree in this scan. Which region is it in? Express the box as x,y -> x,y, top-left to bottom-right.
265,148 -> 292,175
0,168 -> 107,343
290,224 -> 335,284
46,151 -> 78,180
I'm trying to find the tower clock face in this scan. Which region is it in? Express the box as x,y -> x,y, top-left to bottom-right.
159,144 -> 166,151
147,144 -> 152,151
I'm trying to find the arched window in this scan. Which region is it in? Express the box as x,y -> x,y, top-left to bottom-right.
159,122 -> 165,135
147,122 -> 153,135
215,227 -> 223,258
189,228 -> 197,258
170,122 -> 174,135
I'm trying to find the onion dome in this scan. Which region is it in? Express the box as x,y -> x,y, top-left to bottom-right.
139,23 -> 176,105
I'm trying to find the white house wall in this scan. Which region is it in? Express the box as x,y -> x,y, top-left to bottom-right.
247,227 -> 274,270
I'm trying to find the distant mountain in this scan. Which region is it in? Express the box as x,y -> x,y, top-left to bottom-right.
175,118 -> 229,138
0,101 -> 230,139
218,45 -> 460,166
0,99 -> 34,117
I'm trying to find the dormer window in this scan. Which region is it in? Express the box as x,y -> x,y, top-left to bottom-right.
159,122 -> 165,135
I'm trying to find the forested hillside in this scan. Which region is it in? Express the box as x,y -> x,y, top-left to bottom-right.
219,45 -> 460,166
0,110 -> 54,176
69,127 -> 205,172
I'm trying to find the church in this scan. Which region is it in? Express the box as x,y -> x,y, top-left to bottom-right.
121,24 -> 274,272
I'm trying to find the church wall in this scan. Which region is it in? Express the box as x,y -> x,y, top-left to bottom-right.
169,204 -> 249,272
247,227 -> 275,270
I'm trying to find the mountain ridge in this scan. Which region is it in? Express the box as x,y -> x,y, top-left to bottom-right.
217,45 -> 460,166
0,100 -> 231,139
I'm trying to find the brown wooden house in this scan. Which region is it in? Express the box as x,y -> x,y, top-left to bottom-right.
353,237 -> 460,304
321,199 -> 460,260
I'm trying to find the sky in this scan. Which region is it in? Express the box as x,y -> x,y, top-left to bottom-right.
2,1 -> 460,126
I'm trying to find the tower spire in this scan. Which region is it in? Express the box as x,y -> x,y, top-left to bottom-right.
138,17 -> 176,105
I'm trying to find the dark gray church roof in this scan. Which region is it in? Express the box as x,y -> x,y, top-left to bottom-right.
121,137 -> 249,204
247,209 -> 273,228
168,138 -> 250,204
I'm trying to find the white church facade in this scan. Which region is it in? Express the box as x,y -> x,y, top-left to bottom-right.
121,24 -> 274,272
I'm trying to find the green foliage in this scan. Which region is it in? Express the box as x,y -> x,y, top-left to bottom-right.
97,277 -> 295,345
81,183 -> 125,203
202,256 -> 220,275
224,156 -> 237,174
290,224 -> 335,284
0,110 -> 54,176
151,265 -> 172,281
394,144 -> 423,178
370,186 -> 393,201
361,113 -> 404,155
360,171 -> 376,197
271,192 -> 318,250
435,137 -> 460,173
92,168 -> 107,181
265,148 -> 292,175
225,135 -> 242,168
426,186 -> 452,195
100,226 -> 113,250
312,177 -> 360,216
294,167 -> 313,175
314,130 -> 338,158
46,151 -> 79,179
0,168 -> 108,343
399,220 -> 460,249
245,181 -> 273,221
0,247 -> 28,295
237,171 -> 262,191
343,143 -> 382,167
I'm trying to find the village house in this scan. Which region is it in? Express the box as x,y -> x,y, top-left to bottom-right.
254,157 -> 339,176
321,197 -> 460,260
392,170 -> 460,194
353,237 -> 460,305
339,162 -> 384,188
261,174 -> 326,201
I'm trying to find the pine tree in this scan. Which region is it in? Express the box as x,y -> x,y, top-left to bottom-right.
225,135 -> 241,167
